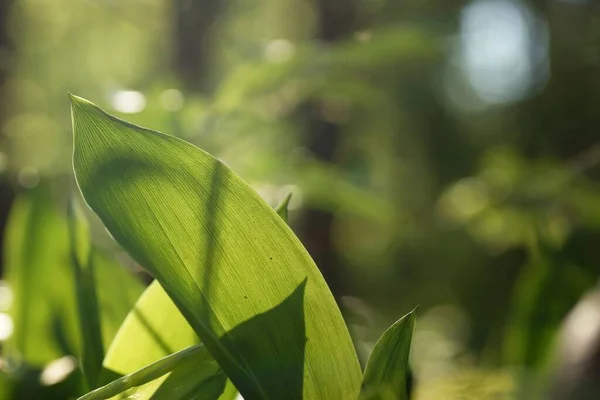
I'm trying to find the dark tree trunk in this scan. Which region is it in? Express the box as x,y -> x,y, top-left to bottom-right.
0,0 -> 15,276
172,0 -> 221,92
297,0 -> 357,301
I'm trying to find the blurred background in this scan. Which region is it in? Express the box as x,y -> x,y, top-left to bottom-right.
0,0 -> 600,398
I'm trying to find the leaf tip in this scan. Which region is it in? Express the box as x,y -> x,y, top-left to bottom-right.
275,192 -> 293,222
69,93 -> 94,109
281,191 -> 293,207
406,306 -> 419,325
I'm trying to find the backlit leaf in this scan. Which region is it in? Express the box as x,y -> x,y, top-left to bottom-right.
102,196 -> 293,395
274,192 -> 292,222
361,308 -> 417,400
71,95 -> 361,399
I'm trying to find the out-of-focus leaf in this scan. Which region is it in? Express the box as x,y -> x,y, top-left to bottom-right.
4,186 -> 144,370
4,186 -> 80,365
68,198 -> 104,388
413,369 -> 518,400
361,308 -> 417,400
71,95 -> 362,399
79,344 -> 226,400
504,231 -> 594,368
274,192 -> 292,222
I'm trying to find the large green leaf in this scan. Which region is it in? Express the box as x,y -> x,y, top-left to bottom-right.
360,308 -> 417,400
4,187 -> 80,365
70,94 -> 361,399
79,344 -> 225,400
102,193 -> 294,394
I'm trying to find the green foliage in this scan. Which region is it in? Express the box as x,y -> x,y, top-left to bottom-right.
70,95 -> 363,399
4,187 -> 80,365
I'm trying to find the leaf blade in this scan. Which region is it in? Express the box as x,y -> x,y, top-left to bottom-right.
79,344 -> 225,400
274,192 -> 292,222
70,95 -> 361,399
102,196 -> 292,394
361,308 -> 418,400
4,187 -> 80,365
68,198 -> 104,388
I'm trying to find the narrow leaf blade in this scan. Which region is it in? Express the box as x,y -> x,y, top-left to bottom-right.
361,308 -> 418,400
79,345 -> 225,400
274,192 -> 292,222
68,198 -> 104,388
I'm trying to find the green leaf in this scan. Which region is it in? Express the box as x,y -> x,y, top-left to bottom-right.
68,198 -> 104,388
102,280 -> 198,377
274,192 -> 292,222
79,345 -> 225,400
70,94 -> 361,399
503,231 -> 594,369
360,308 -> 417,400
4,187 -> 80,365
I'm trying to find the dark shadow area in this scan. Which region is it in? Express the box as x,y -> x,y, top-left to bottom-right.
153,373 -> 225,400
100,280 -> 307,399
198,160 -> 224,315
216,280 -> 307,400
